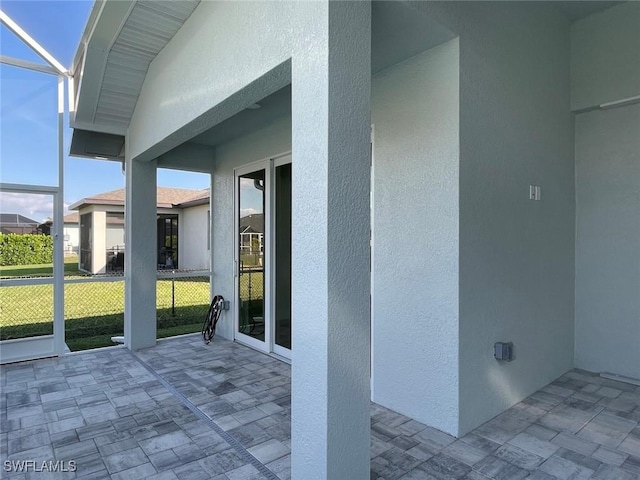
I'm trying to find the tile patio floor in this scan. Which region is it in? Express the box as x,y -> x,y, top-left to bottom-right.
1,334 -> 639,479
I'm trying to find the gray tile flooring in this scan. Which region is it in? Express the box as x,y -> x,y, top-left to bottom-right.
1,334 -> 639,479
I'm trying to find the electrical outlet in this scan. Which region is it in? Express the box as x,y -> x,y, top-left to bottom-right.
494,342 -> 514,361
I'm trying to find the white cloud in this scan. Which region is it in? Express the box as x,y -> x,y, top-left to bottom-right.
240,208 -> 259,218
0,192 -> 54,223
240,177 -> 254,188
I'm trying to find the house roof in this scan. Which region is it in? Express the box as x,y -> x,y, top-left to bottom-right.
69,187 -> 209,211
240,213 -> 264,233
0,213 -> 40,226
69,0 -> 200,160
64,212 -> 79,224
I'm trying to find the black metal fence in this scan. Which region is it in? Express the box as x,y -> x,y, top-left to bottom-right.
0,271 -> 211,351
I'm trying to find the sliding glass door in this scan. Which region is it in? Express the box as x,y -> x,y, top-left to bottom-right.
272,159 -> 292,357
235,155 -> 291,358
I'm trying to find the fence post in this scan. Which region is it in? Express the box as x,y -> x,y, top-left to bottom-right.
171,270 -> 175,317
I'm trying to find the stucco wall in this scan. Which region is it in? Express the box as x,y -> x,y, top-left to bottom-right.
128,1 -> 301,161
181,203 -> 210,271
575,104 -> 640,379
371,39 -> 460,436
571,2 -> 640,110
572,2 -> 640,380
461,4 -> 574,436
411,2 -> 576,435
128,0 -> 580,440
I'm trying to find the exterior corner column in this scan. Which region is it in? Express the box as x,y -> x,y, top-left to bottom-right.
291,1 -> 372,479
124,155 -> 157,350
91,210 -> 107,274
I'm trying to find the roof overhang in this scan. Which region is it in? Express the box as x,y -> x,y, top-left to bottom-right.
70,0 -> 200,160
69,198 -> 125,211
176,197 -> 210,208
69,199 -> 183,211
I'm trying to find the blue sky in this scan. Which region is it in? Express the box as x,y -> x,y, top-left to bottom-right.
0,0 -> 209,222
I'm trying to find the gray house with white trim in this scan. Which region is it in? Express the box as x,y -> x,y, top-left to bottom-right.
68,187 -> 210,273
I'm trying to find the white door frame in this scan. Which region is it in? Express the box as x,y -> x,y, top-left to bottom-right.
0,183 -> 64,364
234,160 -> 272,353
233,153 -> 292,359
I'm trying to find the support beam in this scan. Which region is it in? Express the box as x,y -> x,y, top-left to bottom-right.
291,2 -> 372,479
53,76 -> 65,356
0,55 -> 58,75
156,142 -> 215,173
0,10 -> 67,75
124,156 -> 157,350
91,211 -> 107,274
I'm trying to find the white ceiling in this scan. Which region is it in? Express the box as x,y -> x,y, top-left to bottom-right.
93,0 -> 200,129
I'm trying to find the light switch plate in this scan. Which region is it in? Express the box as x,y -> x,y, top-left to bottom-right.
529,185 -> 541,201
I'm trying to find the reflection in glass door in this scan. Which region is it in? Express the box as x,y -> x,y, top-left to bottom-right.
237,169 -> 266,346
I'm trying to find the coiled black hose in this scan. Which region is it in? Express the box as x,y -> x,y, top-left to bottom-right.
202,295 -> 224,344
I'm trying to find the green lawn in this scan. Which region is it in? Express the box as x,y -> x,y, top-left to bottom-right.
0,270 -> 210,351
239,270 -> 264,300
0,256 -> 80,277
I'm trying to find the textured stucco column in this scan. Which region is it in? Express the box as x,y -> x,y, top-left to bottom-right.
124,156 -> 157,350
91,211 -> 107,274
291,2 -> 371,479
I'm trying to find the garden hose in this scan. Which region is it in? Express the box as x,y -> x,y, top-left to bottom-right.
202,295 -> 225,344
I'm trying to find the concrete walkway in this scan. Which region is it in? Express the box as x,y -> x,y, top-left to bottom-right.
1,335 -> 638,479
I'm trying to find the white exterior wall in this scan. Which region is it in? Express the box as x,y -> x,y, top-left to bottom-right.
63,224 -> 79,254
128,1 -> 302,162
371,40 -> 460,435
411,2 -> 576,435
459,4 -> 574,436
181,203 -> 210,271
575,105 -> 640,379
573,3 -> 640,380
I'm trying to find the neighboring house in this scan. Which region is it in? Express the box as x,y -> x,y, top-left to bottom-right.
68,187 -> 210,273
0,213 -> 41,234
64,211 -> 124,256
69,1 -> 640,478
239,213 -> 264,255
63,213 -> 80,254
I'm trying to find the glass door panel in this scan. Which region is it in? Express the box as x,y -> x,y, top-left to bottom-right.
238,169 -> 266,343
0,189 -> 60,363
273,163 -> 292,351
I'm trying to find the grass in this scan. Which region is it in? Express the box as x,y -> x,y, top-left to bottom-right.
0,270 -> 210,351
239,270 -> 264,300
0,256 -> 80,277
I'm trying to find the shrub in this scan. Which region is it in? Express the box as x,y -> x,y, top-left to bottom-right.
0,233 -> 53,266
